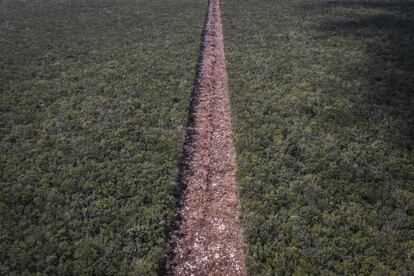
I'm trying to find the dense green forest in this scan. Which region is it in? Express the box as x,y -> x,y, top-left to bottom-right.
1,0 -> 414,274
222,0 -> 414,274
0,0 -> 204,273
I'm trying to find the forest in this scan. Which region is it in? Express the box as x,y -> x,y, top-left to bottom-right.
1,0 -> 413,274
222,0 -> 414,274
0,0 -> 204,273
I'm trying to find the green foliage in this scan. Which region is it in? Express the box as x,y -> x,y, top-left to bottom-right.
0,0 -> 204,273
222,0 -> 414,274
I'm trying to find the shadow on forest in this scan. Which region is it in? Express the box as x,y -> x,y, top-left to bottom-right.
305,0 -> 414,149
319,0 -> 414,11
325,14 -> 414,33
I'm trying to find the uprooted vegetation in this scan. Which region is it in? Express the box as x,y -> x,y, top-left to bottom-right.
1,0 -> 413,274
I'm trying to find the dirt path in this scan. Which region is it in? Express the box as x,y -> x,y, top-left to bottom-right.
166,0 -> 245,274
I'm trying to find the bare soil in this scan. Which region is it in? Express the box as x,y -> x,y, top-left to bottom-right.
166,0 -> 245,274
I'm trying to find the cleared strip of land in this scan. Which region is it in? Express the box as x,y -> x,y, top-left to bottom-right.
167,0 -> 245,274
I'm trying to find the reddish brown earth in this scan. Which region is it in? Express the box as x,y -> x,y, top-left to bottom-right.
166,0 -> 245,274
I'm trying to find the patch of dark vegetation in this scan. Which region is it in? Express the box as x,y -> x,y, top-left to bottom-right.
0,0 -> 205,274
222,0 -> 413,274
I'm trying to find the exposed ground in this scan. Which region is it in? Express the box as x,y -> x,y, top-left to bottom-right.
166,0 -> 245,274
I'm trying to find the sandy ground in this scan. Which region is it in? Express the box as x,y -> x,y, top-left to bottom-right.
166,0 -> 246,274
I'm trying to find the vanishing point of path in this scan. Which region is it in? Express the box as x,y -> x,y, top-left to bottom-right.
166,0 -> 246,274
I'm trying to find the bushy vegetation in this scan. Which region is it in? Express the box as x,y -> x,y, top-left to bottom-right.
0,0 -> 204,273
222,0 -> 414,274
